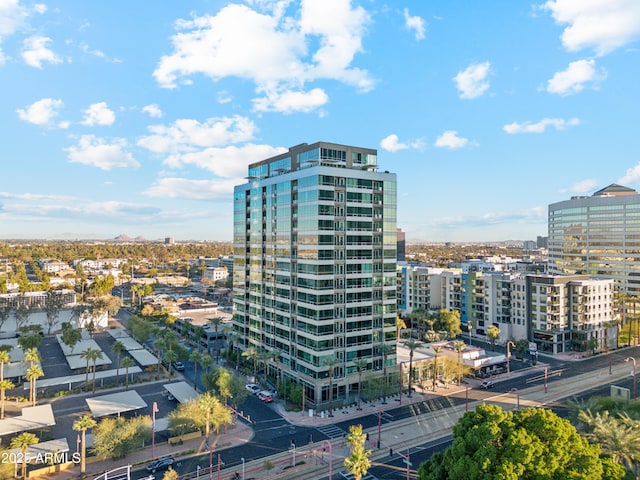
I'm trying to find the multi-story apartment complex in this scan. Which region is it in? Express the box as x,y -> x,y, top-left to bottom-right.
232,142 -> 398,410
549,183 -> 640,295
397,266 -> 616,355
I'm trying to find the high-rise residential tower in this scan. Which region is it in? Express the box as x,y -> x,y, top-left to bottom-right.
232,142 -> 398,410
548,184 -> 640,295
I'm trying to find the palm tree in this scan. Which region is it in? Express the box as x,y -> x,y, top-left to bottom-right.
89,349 -> 104,394
431,345 -> 442,392
73,415 -> 97,474
403,339 -> 422,397
321,356 -> 340,417
200,353 -> 212,374
154,337 -> 166,373
121,356 -> 136,389
453,340 -> 466,386
164,350 -> 178,379
23,347 -> 40,368
0,379 -> 15,419
111,340 -> 126,386
344,424 -> 371,480
242,346 -> 259,380
578,409 -> 640,472
10,432 -> 38,480
353,359 -> 368,410
190,350 -> 203,390
208,317 -> 223,362
26,364 -> 44,406
0,347 -> 12,383
79,347 -> 95,389
380,343 -> 395,404
197,392 -> 220,438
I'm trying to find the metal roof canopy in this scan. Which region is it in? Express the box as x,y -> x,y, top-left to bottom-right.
163,381 -> 198,403
86,390 -> 147,418
0,405 -> 55,436
128,348 -> 158,367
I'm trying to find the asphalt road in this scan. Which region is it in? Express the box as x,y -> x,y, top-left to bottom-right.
130,344 -> 640,479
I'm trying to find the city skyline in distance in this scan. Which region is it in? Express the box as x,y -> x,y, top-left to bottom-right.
1,1 -> 639,242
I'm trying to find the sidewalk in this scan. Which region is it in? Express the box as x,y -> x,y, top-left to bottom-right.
46,421 -> 253,480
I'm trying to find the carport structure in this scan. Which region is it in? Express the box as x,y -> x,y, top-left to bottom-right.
0,405 -> 55,436
85,390 -> 147,418
163,381 -> 198,403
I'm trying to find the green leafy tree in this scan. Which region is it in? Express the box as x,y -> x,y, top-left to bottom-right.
0,306 -> 11,331
14,303 -> 30,331
92,415 -> 151,460
344,424 -> 372,480
73,415 -> 97,474
486,325 -> 501,351
61,325 -> 82,354
417,404 -> 625,480
435,309 -> 462,339
10,432 -> 38,480
44,290 -> 64,335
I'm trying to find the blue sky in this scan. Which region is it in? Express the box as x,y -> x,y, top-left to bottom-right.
1,0 -> 639,242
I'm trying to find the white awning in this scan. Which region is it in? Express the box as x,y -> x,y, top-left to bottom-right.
86,390 -> 147,417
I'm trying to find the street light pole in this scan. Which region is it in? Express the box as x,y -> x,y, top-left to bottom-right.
626,357 -> 637,399
510,388 -> 519,410
241,457 -> 245,480
152,402 -> 158,459
506,341 -> 515,376
322,440 -> 333,480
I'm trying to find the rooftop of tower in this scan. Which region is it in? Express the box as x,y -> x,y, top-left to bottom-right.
592,183 -> 638,197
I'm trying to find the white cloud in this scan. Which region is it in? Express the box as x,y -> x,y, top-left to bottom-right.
33,3 -> 47,14
144,177 -> 240,200
217,91 -> 233,104
546,59 -> 607,95
503,117 -> 580,134
252,87 -> 328,113
153,0 -> 373,113
138,115 -> 257,154
562,179 -> 598,193
21,35 -> 62,68
380,134 -> 408,152
16,98 -> 66,127
403,8 -> 426,41
380,134 -> 424,152
65,135 -> 140,170
142,104 -> 163,118
137,115 -> 287,178
453,61 -> 491,99
434,130 -> 472,149
618,163 -> 640,185
81,102 -> 116,126
0,0 -> 27,37
432,207 -> 547,228
79,42 -> 105,59
541,0 -> 640,56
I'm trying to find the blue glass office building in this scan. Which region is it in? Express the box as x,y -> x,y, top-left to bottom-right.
232,142 -> 397,410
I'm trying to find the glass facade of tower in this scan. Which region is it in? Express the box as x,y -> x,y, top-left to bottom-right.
548,186 -> 640,295
232,142 -> 397,409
